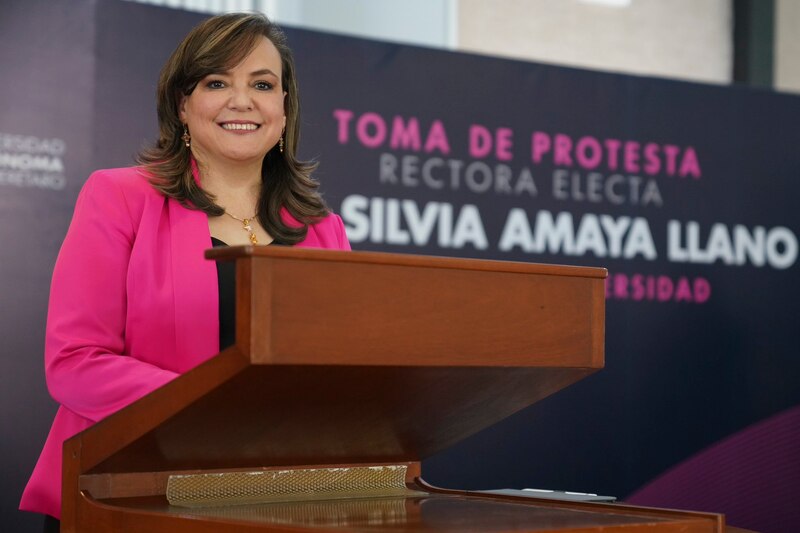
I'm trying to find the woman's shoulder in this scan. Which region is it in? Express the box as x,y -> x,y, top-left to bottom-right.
78,166 -> 164,213
83,166 -> 159,196
294,211 -> 351,251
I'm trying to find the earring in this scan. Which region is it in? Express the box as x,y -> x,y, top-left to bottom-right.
181,124 -> 191,148
279,134 -> 284,153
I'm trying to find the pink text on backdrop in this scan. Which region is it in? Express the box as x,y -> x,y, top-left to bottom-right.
531,132 -> 702,178
469,125 -> 514,161
605,273 -> 711,303
333,109 -> 450,155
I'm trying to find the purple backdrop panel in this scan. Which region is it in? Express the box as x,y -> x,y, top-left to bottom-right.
92,1 -> 206,170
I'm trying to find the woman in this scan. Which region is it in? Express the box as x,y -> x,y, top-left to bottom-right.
20,13 -> 350,529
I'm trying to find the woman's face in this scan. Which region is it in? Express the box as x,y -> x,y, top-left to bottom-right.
180,36 -> 286,169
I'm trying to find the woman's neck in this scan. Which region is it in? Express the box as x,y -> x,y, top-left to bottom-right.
197,159 -> 262,217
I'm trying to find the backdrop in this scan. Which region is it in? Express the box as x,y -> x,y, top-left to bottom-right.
2,1 -> 798,531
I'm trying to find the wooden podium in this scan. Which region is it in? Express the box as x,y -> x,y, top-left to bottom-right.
61,247 -> 726,532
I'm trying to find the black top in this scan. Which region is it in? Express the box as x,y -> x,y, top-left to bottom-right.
211,238 -> 279,349
210,238 -> 236,350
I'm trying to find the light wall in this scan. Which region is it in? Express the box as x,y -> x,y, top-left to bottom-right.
457,0 -> 733,84
775,0 -> 800,93
264,0 -> 456,48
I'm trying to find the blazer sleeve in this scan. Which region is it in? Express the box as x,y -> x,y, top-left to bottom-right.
44,171 -> 178,423
332,213 -> 352,251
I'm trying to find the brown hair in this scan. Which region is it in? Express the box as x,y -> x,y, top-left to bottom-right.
137,13 -> 328,244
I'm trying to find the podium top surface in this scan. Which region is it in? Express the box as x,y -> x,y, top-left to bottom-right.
206,245 -> 607,278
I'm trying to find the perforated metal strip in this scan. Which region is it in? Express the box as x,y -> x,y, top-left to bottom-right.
176,496 -> 410,526
167,465 -> 422,507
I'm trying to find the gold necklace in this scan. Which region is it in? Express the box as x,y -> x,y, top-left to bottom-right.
224,211 -> 259,245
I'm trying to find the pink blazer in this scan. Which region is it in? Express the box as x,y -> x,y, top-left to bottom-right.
19,167 -> 351,519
